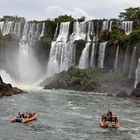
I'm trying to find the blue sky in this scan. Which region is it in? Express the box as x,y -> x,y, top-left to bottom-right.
0,0 -> 140,21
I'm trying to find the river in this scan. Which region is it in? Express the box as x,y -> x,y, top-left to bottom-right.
0,88 -> 140,140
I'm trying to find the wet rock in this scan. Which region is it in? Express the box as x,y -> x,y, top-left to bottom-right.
116,91 -> 129,97
0,76 -> 25,97
130,88 -> 140,98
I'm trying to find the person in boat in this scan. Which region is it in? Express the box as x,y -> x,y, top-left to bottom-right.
112,114 -> 118,123
102,111 -> 113,122
17,112 -> 22,118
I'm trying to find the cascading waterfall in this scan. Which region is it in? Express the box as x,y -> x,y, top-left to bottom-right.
121,21 -> 133,35
1,21 -> 13,35
114,46 -> 119,70
124,45 -> 130,73
102,21 -> 109,31
90,43 -> 96,67
98,42 -> 107,68
53,23 -> 59,40
86,21 -> 94,41
109,20 -> 113,32
134,58 -> 140,88
17,21 -> 45,84
70,22 -> 86,41
128,47 -> 137,79
56,22 -> 70,41
0,21 -> 5,33
47,22 -> 75,77
39,23 -> 45,39
79,43 -> 90,69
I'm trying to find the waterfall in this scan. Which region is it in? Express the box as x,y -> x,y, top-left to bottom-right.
17,21 -> 44,84
109,21 -> 113,32
98,42 -> 107,68
114,46 -> 119,70
87,21 -> 92,41
102,21 -> 109,31
0,69 -> 16,86
2,21 -> 13,35
56,22 -> 70,41
90,43 -> 96,67
124,46 -> 130,73
70,22 -> 86,41
47,22 -> 75,77
54,23 -> 59,40
121,21 -> 133,35
128,47 -> 137,79
134,58 -> 140,88
13,21 -> 22,38
79,42 -> 90,69
0,21 -> 5,33
39,23 -> 45,39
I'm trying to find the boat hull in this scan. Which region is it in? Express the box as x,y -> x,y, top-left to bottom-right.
100,120 -> 120,128
11,113 -> 38,123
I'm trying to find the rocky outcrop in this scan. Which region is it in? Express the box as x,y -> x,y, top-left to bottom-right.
129,83 -> 140,98
0,76 -> 25,97
41,66 -> 132,94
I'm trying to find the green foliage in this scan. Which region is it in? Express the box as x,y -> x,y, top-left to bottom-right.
119,7 -> 140,29
44,20 -> 56,39
129,29 -> 140,45
0,16 -> 25,22
99,30 -> 110,42
110,25 -> 129,47
54,15 -> 76,23
77,16 -> 86,22
61,67 -> 125,86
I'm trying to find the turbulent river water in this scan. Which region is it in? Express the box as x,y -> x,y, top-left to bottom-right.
0,88 -> 140,140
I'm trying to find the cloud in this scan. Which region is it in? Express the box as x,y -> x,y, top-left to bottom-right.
45,5 -> 95,20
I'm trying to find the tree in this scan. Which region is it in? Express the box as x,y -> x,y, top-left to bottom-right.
54,15 -> 75,23
119,7 -> 140,29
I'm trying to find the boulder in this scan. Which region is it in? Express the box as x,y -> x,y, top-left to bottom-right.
130,88 -> 140,98
0,76 -> 25,97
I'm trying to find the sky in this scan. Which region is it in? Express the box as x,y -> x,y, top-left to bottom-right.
0,0 -> 140,21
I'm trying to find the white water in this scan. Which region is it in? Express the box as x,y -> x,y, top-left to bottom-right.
109,20 -> 113,32
124,46 -> 130,73
121,21 -> 133,35
0,69 -> 16,86
128,47 -> 137,79
47,22 -> 75,77
102,21 -> 109,31
56,22 -> 70,41
98,42 -> 107,68
39,23 -> 45,39
70,22 -> 86,41
17,21 -> 44,84
114,45 -> 119,70
90,43 -> 95,67
134,58 -> 140,88
86,21 -> 93,41
79,43 -> 90,69
2,21 -> 13,35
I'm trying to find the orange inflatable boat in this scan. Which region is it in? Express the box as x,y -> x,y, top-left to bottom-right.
11,113 -> 38,123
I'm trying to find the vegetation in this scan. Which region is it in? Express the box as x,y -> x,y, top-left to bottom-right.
54,15 -> 76,23
119,7 -> 140,29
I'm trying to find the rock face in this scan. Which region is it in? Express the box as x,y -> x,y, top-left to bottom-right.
0,76 -> 25,97
130,83 -> 140,98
